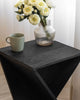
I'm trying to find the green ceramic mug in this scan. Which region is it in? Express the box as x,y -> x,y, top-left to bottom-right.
6,33 -> 24,52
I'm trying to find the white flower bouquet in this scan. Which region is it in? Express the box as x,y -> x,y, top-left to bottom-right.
14,0 -> 55,27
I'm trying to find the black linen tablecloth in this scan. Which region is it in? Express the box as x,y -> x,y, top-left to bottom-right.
0,41 -> 80,100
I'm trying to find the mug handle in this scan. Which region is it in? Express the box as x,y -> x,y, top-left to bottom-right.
6,37 -> 10,44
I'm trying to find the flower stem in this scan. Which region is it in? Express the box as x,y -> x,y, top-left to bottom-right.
40,16 -> 47,27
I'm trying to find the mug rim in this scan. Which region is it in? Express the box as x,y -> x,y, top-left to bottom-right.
10,33 -> 24,38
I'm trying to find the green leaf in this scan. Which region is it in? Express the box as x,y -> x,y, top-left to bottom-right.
15,11 -> 23,14
40,16 -> 47,27
43,0 -> 46,2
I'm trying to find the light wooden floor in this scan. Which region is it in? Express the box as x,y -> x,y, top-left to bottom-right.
71,64 -> 80,100
0,64 -> 13,100
0,63 -> 72,100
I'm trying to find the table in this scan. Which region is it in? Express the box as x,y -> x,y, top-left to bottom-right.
0,41 -> 80,100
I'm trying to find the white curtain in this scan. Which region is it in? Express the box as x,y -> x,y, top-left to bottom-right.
54,0 -> 76,46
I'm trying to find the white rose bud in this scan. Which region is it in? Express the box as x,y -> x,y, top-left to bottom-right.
18,9 -> 22,13
45,0 -> 55,8
21,15 -> 24,19
16,15 -> 21,21
34,10 -> 37,13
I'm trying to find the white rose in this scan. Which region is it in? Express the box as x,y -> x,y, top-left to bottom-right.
28,0 -> 38,6
23,5 -> 33,16
29,14 -> 40,25
40,7 -> 50,16
24,0 -> 28,4
14,0 -> 23,8
37,1 -> 47,11
45,0 -> 55,8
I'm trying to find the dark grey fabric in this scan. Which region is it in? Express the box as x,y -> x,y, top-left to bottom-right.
0,40 -> 80,100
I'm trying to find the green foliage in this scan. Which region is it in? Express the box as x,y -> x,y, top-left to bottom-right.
15,11 -> 23,14
43,0 -> 46,2
40,16 -> 47,27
